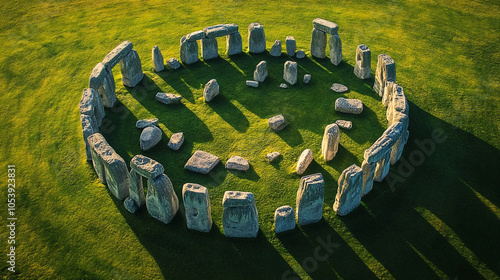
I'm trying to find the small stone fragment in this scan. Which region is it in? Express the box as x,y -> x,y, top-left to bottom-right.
333,164 -> 363,216
130,155 -> 165,180
184,150 -> 220,174
279,83 -> 288,89
296,50 -> 306,58
136,118 -> 158,129
155,92 -> 182,105
152,45 -> 164,72
283,60 -> 298,85
166,57 -> 181,70
303,74 -> 311,84
124,197 -> 138,214
296,149 -> 313,175
140,126 -> 162,151
266,152 -> 281,162
183,183 -> 212,232
248,23 -> 266,53
168,132 -> 184,150
225,156 -> 250,171
274,205 -> 295,233
222,191 -> 259,238
270,40 -> 282,57
330,83 -> 348,93
335,120 -> 352,130
321,123 -> 340,161
253,61 -> 268,82
246,80 -> 259,88
296,173 -> 324,225
268,114 -> 288,131
203,79 -> 219,102
335,98 -> 363,114
286,36 -> 296,56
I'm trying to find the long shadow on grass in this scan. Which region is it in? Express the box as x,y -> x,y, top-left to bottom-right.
208,94 -> 250,133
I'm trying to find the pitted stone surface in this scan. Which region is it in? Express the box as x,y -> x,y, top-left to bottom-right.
81,114 -> 98,162
330,83 -> 348,93
335,120 -> 352,130
155,92 -> 182,105
296,50 -> 306,58
124,197 -> 138,214
203,24 -> 238,38
222,191 -> 259,238
184,150 -> 220,174
268,114 -> 288,131
152,45 -> 164,72
166,57 -> 181,69
201,37 -> 219,60
129,169 -> 145,209
89,63 -> 116,108
373,53 -> 396,96
130,155 -> 164,180
286,36 -> 296,56
102,41 -> 133,70
274,205 -> 295,233
313,18 -> 339,34
283,61 -> 298,85
296,149 -> 313,175
186,30 -> 205,41
225,156 -> 250,171
203,79 -> 219,102
248,23 -> 266,53
270,40 -> 282,57
146,173 -> 179,224
321,123 -> 340,161
183,183 -> 212,232
140,126 -> 162,151
335,98 -> 363,114
354,44 -> 371,79
329,33 -> 342,66
226,32 -> 242,55
136,118 -> 158,129
266,152 -> 281,162
311,28 -> 327,58
334,164 -> 363,216
81,88 -> 104,127
296,173 -> 324,225
180,36 -> 199,65
120,49 -> 144,87
168,132 -> 184,151
253,61 -> 268,82
364,121 -> 403,163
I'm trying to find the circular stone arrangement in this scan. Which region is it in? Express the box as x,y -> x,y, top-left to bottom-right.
79,18 -> 409,238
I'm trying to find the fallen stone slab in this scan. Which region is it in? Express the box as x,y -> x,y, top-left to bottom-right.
330,83 -> 348,93
130,155 -> 164,180
274,205 -> 295,233
296,149 -> 313,175
303,74 -> 311,84
266,152 -> 281,162
270,39 -> 282,57
136,118 -> 158,129
186,30 -> 205,41
313,18 -> 339,35
155,92 -> 182,105
183,183 -> 212,232
283,60 -> 298,85
140,126 -> 162,151
286,36 -> 296,56
120,49 -> 144,87
203,79 -> 219,102
248,22 -> 266,53
203,24 -> 238,38
166,57 -> 181,69
296,50 -> 306,58
226,31 -> 242,55
311,28 -> 327,58
102,40 -> 133,70
253,61 -> 268,82
296,173 -> 324,225
268,114 -> 288,131
335,120 -> 352,130
185,150 -> 220,174
168,132 -> 184,150
321,123 -> 340,161
225,156 -> 250,171
146,173 -> 179,224
152,45 -> 164,72
180,36 -> 199,65
246,80 -> 259,88
335,98 -> 363,114
222,191 -> 259,238
334,164 -> 363,216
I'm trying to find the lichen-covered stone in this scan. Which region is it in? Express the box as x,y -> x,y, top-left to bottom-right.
89,63 -> 116,108
270,40 -> 282,57
128,169 -> 145,209
203,79 -> 219,102
124,197 -> 138,213
248,23 -> 266,53
201,37 -> 218,60
321,123 -> 340,161
310,28 -> 327,59
253,61 -> 268,82
166,57 -> 181,69
335,120 -> 352,130
168,132 -> 184,150
296,149 -> 313,175
313,18 -> 339,35
373,54 -> 396,96
186,30 -> 205,42
102,41 -> 133,70
120,49 -> 144,87
283,61 -> 298,85
364,121 -> 403,163
333,164 -> 363,216
226,32 -> 242,55
225,156 -> 249,171
146,174 -> 179,224
81,114 -> 97,162
183,183 -> 212,232
296,173 -> 324,225
184,150 -> 220,174
268,114 -> 288,131
203,24 -> 238,38
130,155 -> 164,180
296,50 -> 306,58
335,98 -> 363,114
286,36 -> 296,56
222,191 -> 259,238
140,126 -> 162,151
152,45 -> 164,72
361,160 -> 376,196
328,33 -> 342,66
354,44 -> 371,79
274,205 -> 295,233
180,36 -> 199,65
81,88 -> 105,127
136,118 -> 158,129
155,92 -> 182,105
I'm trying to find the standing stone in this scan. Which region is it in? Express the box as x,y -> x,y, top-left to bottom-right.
226,31 -> 242,55
140,126 -> 162,151
81,114 -> 97,162
166,57 -> 181,70
310,28 -> 327,59
303,74 -> 311,84
128,169 -> 146,210
283,61 -> 298,85
203,79 -> 219,102
201,37 -> 218,60
79,90 -> 97,129
168,132 -> 184,150
266,152 -> 281,162
136,118 -> 158,129
246,80 -> 259,88
321,123 -> 340,161
120,49 -> 144,87
382,80 -> 397,108
268,114 -> 288,131
81,88 -> 105,127
130,155 -> 165,180
146,174 -> 179,224
155,92 -> 183,105
152,45 -> 164,72
248,23 -> 266,53
335,98 -> 364,114
274,205 -> 295,233
270,40 -> 282,57
296,149 -> 313,175
328,33 -> 342,66
182,183 -> 212,232
286,36 -> 296,56
333,164 -> 363,216
222,191 -> 259,238
89,62 -> 116,108
361,160 -> 376,196
180,36 -> 199,65
184,150 -> 220,174
253,61 -> 268,82
225,156 -> 250,171
354,44 -> 371,79
296,50 -> 306,58
373,54 -> 396,97
124,197 -> 138,214
296,173 -> 324,226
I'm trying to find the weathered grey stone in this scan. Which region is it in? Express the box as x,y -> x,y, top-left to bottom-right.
102,41 -> 133,70
266,152 -> 281,162
268,114 -> 288,131
81,114 -> 98,162
182,183 -> 212,232
130,155 -> 164,180
274,205 -> 295,233
136,118 -> 158,129
364,121 -> 403,163
280,83 -> 288,89
246,80 -> 259,88
390,112 -> 409,165
184,150 -> 220,174
146,173 -> 179,224
203,79 -> 219,102
180,36 -> 199,65
328,33 -> 342,66
373,152 -> 391,182
333,164 -> 363,216
283,60 -> 298,85
387,85 -> 409,123
124,197 -> 138,214
166,57 -> 181,69
140,126 -> 162,151
330,83 -> 348,93
270,40 -> 282,57
168,132 -> 184,150
373,54 -> 396,96
120,49 -> 144,87
382,80 -> 397,108
152,45 -> 164,72
361,160 -> 376,196
253,61 -> 268,82
226,32 -> 242,55
87,133 -> 130,200
129,169 -> 146,208
248,23 -> 266,53
354,44 -> 371,79
155,92 -> 182,105
89,63 -> 117,108
296,149 -> 313,175
296,50 -> 306,58
79,90 -> 98,129
201,37 -> 218,60
186,30 -> 205,42
310,28 -> 327,59
335,120 -> 352,130
335,98 -> 363,114
225,156 -> 249,171
321,123 -> 340,161
286,36 -> 296,56
203,24 -> 238,38
313,18 -> 339,35
81,88 -> 105,127
222,191 -> 259,238
296,173 -> 324,225
303,74 -> 311,84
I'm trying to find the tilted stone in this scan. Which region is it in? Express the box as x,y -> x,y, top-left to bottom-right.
89,63 -> 116,108
184,150 -> 220,174
222,191 -> 259,238
166,57 -> 181,69
310,28 -> 327,58
283,60 -> 298,85
274,205 -> 295,233
321,123 -> 340,161
246,80 -> 259,88
225,156 -> 250,171
286,36 -> 296,56
270,39 -> 282,57
203,24 -> 238,38
253,61 -> 268,82
331,83 -> 348,93
335,120 -> 352,130
146,173 -> 179,224
248,22 -> 266,53
226,31 -> 242,55
120,49 -> 144,87
102,41 -> 133,70
373,54 -> 396,96
387,84 -> 409,122
183,183 -> 212,232
203,79 -> 219,102
364,121 -> 403,163
268,114 -> 288,131
328,33 -> 342,66
81,88 -> 104,127
296,50 -> 306,58
136,118 -> 158,129
168,132 -> 184,150
303,74 -> 311,84
335,98 -> 363,114
201,37 -> 218,60
124,197 -> 138,214
140,126 -> 162,151
130,155 -> 164,180
296,149 -> 313,175
155,92 -> 182,105
354,44 -> 371,79
180,36 -> 199,65
152,45 -> 164,72
389,112 -> 409,165
186,30 -> 205,42
296,173 -> 324,225
129,169 -> 145,209
361,160 -> 376,196
266,152 -> 281,162
313,18 -> 339,35
81,114 -> 98,162
333,164 -> 363,216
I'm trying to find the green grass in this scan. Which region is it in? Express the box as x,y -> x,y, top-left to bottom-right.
1,0 -> 499,279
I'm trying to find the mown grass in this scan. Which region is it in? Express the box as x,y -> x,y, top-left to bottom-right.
0,0 -> 499,279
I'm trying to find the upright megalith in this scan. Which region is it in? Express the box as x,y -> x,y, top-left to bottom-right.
203,79 -> 219,102
128,169 -> 145,211
386,84 -> 409,164
328,33 -> 342,66
354,44 -> 371,79
283,60 -> 298,85
270,40 -> 282,57
128,155 -> 164,212
286,36 -> 296,56
296,173 -> 324,226
89,62 -> 116,108
296,149 -> 313,175
146,173 -> 179,224
361,160 -> 376,196
321,123 -> 340,161
81,88 -> 105,127
222,191 -> 259,238
274,205 -> 295,233
373,54 -> 396,97
180,36 -> 199,65
120,49 -> 144,87
248,23 -> 266,53
310,28 -> 327,58
152,45 -> 164,72
183,183 -> 212,232
254,61 -> 268,82
311,19 -> 342,65
226,32 -> 242,55
81,114 -> 98,162
201,37 -> 218,60
333,164 -> 363,216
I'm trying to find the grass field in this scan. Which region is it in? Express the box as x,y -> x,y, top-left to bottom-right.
1,0 -> 499,279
